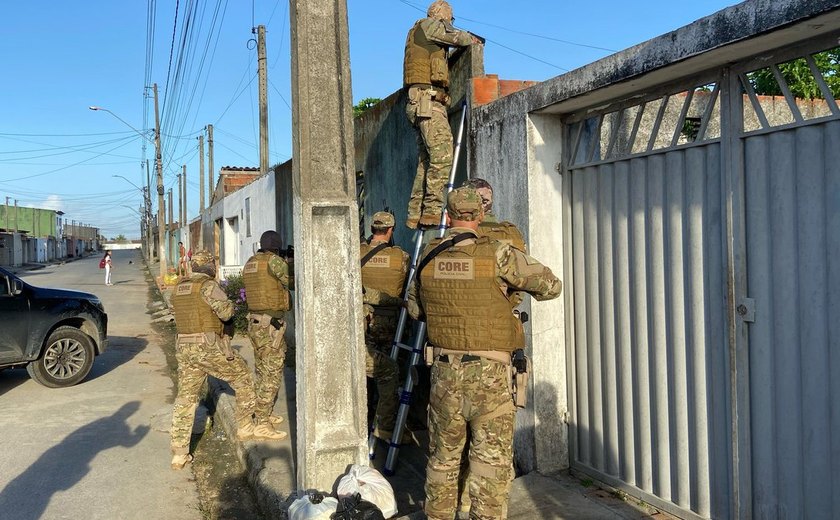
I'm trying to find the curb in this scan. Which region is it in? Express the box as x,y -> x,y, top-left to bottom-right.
207,377 -> 296,520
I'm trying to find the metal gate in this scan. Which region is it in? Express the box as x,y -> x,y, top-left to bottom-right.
563,37 -> 840,519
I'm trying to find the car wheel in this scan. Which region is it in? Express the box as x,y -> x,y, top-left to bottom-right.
26,326 -> 95,388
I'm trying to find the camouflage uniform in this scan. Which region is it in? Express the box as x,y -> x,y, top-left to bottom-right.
407,188 -> 562,520
171,272 -> 256,456
243,251 -> 290,427
403,1 -> 475,228
360,212 -> 410,436
452,210 -> 529,514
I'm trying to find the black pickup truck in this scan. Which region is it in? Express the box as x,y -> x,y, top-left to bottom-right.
0,266 -> 108,387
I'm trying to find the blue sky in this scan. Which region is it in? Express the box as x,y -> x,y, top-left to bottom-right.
0,0 -> 738,239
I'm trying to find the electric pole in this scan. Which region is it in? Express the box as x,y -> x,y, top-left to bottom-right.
145,160 -> 153,263
177,173 -> 183,229
256,24 -> 269,175
207,124 -> 214,206
153,83 -> 167,279
198,134 -> 205,212
168,187 -> 173,268
182,164 -> 187,226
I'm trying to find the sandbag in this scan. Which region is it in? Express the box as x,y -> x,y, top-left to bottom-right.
336,465 -> 397,518
288,492 -> 339,520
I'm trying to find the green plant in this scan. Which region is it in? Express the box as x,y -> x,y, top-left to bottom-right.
353,97 -> 382,118
220,274 -> 249,335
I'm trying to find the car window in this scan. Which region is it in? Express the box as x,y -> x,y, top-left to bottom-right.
0,276 -> 8,296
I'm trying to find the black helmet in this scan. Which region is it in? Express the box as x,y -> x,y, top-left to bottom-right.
259,230 -> 282,252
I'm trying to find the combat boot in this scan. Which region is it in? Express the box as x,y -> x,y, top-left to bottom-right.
253,423 -> 288,441
237,422 -> 255,441
418,213 -> 441,229
374,426 -> 413,444
269,415 -> 284,426
171,453 -> 193,470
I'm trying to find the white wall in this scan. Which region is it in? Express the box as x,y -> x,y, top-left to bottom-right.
218,173 -> 278,266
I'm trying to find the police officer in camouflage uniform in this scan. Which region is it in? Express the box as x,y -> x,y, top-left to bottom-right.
170,250 -> 259,470
359,211 -> 410,440
404,0 -> 480,229
243,230 -> 290,441
464,178 -> 527,253
407,187 -> 562,519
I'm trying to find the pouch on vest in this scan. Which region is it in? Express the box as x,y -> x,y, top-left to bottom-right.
430,53 -> 448,87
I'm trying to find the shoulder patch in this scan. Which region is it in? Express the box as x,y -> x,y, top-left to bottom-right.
434,258 -> 475,280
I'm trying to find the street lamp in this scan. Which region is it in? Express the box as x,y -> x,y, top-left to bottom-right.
90,91 -> 166,280
112,174 -> 143,192
89,106 -> 154,144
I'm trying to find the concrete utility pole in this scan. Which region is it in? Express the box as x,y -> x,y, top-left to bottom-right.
256,24 -> 269,176
290,0 -> 367,491
198,135 -> 205,213
181,164 -> 187,227
153,83 -> 167,280
177,173 -> 183,228
168,188 -> 173,267
5,196 -> 9,230
145,160 -> 153,263
207,125 -> 215,205
14,200 -> 18,233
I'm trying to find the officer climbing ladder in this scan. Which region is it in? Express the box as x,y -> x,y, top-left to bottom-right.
365,100 -> 468,473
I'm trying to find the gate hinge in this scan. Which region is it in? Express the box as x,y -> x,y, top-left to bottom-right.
737,297 -> 756,323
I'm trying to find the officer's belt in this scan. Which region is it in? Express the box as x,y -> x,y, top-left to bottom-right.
433,347 -> 511,365
407,84 -> 449,101
178,332 -> 218,343
408,83 -> 444,91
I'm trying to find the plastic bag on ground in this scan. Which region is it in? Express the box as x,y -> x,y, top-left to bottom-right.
330,493 -> 385,520
336,464 -> 397,518
288,492 -> 339,520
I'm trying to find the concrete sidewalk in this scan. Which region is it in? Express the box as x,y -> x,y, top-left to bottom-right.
158,282 -> 669,519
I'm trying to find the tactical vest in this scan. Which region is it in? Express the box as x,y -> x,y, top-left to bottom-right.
403,19 -> 449,88
419,237 -> 522,352
242,252 -> 290,314
172,275 -> 224,335
478,220 -> 527,253
360,242 -> 408,300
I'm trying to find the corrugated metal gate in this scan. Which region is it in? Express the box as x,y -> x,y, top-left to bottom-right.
562,38 -> 840,519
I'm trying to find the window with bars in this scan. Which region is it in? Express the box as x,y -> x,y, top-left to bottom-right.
740,45 -> 840,132
567,80 -> 721,168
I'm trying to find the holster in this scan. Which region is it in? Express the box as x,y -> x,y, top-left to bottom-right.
417,88 -> 433,118
269,319 -> 287,350
511,351 -> 530,408
219,335 -> 235,361
424,343 -> 435,367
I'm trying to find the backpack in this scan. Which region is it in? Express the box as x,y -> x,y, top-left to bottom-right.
99,258 -> 106,269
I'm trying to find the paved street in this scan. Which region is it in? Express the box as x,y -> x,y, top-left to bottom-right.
0,249 -> 200,520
